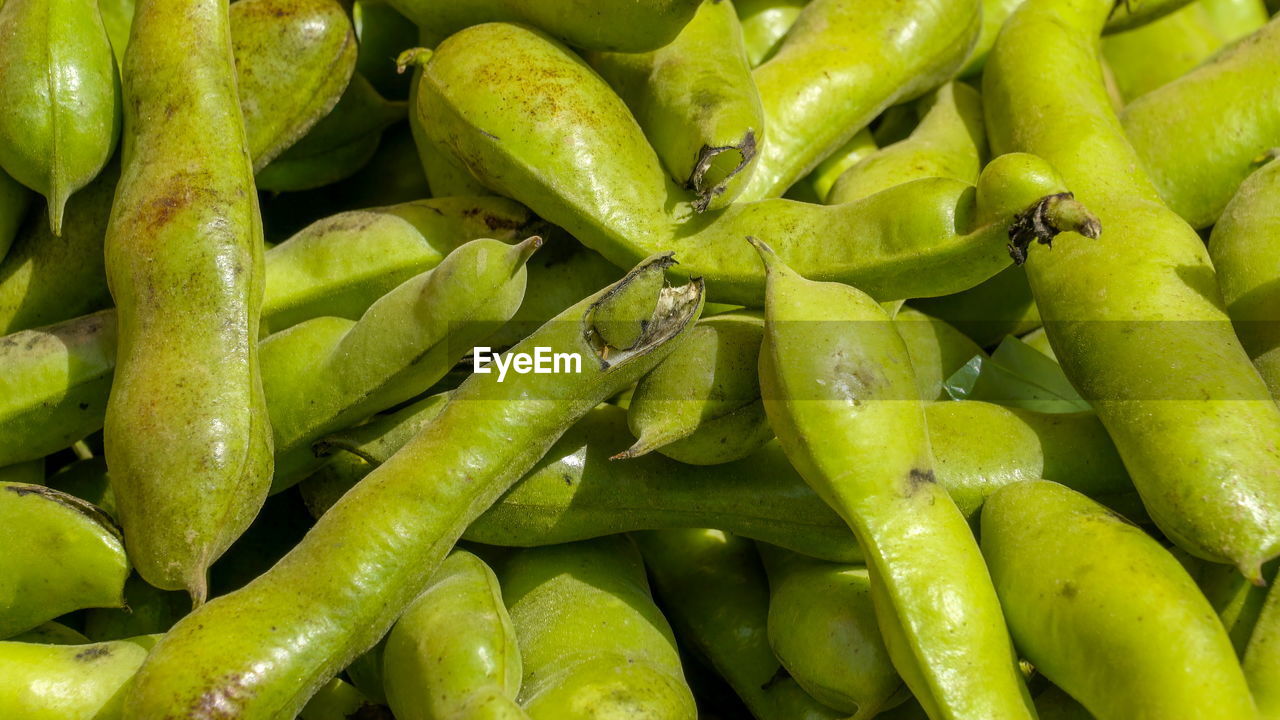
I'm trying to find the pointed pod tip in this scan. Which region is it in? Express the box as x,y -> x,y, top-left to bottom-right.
48,194 -> 66,237
186,574 -> 209,608
610,440 -> 653,461
1240,558 -> 1266,587
747,236 -> 785,275
395,47 -> 433,75
514,235 -> 543,265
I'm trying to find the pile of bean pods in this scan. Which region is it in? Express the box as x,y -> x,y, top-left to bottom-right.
2,0 -> 1279,717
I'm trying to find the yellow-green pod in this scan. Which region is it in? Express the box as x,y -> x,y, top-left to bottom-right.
299,677 -> 389,720
1105,0 -> 1198,32
0,458 -> 42,485
1197,560 -> 1276,654
1198,0 -> 1269,39
753,239 -> 1035,720
1121,17 -> 1280,228
254,130 -> 382,193
960,0 -> 1027,76
0,0 -> 119,235
1209,156 -> 1280,398
104,0 -> 273,600
1102,1 -> 1225,102
826,81 -> 986,205
737,0 -> 980,201
980,480 -> 1258,720
1246,580 -> 1280,718
501,537 -> 696,720
0,483 -> 128,638
735,0 -> 806,66
805,127 -> 876,202
97,0 -> 133,69
388,0 -> 701,52
588,0 -> 763,212
892,307 -> 985,401
232,0 -> 357,171
11,621 -> 90,645
758,546 -> 902,718
0,635 -> 155,719
384,551 -> 527,720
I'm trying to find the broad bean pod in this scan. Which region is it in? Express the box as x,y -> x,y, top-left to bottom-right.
123,256 -> 703,718
1102,0 -> 1228,102
1246,579 -> 1280,717
735,0 -> 805,66
0,482 -> 128,638
981,480 -> 1258,719
985,0 -> 1280,579
383,551 -> 526,720
414,23 -> 1101,305
588,0 -> 763,212
500,537 -> 696,719
0,635 -> 157,719
1105,0 -> 1198,32
754,240 -> 1035,719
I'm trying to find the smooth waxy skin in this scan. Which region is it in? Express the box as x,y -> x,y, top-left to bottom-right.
265,237 -> 535,489
417,24 -> 1099,305
384,551 -> 526,720
735,0 -> 805,65
231,0 -> 356,172
589,0 -> 763,212
123,258 -> 703,719
1102,0 -> 1227,102
759,546 -> 902,718
500,538 -> 695,720
0,483 -> 128,638
389,0 -> 701,51
1121,16 -> 1280,228
981,481 -> 1258,719
962,0 -> 1027,75
754,242 -> 1034,720
986,0 -> 1280,578
634,529 -> 843,720
624,311 -> 770,465
827,82 -> 986,205
1209,157 -> 1280,397
105,0 -> 273,599
0,635 -> 155,719
806,127 -> 877,202
738,0 -> 980,200
1246,579 -> 1280,717
0,0 -> 119,234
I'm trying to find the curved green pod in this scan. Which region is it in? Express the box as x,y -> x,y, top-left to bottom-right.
256,73 -> 405,193
98,0 -> 134,69
0,311 -> 116,468
1105,0 -> 1199,32
1209,156 -> 1280,398
1246,580 -> 1280,718
1197,560 -> 1277,655
634,529 -> 844,720
11,621 -> 90,645
1102,1 -> 1226,102
805,127 -> 876,202
1121,16 -> 1280,228
0,635 -> 155,719
123,258 -> 703,719
413,24 -> 1100,306
232,0 -> 357,172
735,0 -> 806,66
0,0 -> 119,235
0,458 -> 43,485
262,195 -> 532,333
104,0 -> 273,600
588,0 -> 763,212
758,546 -> 902,718
384,551 -> 526,720
265,236 -> 537,489
500,537 -> 696,720
387,0 -> 701,51
737,0 -> 980,201
980,480 -> 1258,719
826,81 -> 986,205
987,0 -> 1280,579
0,483 -> 128,638
961,0 -> 1027,76
0,168 -> 31,261
893,307 -> 985,401
753,240 -> 1035,720
1199,0 -> 1269,39
622,311 -> 770,465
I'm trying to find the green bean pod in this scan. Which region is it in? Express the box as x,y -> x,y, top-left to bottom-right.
500,537 -> 695,720
1246,580 -> 1280,718
1102,1 -> 1226,102
0,458 -> 43,484
1120,16 -> 1280,228
1199,0 -> 1269,39
413,24 -> 1101,305
735,0 -> 805,66
104,0 -> 273,600
753,240 -> 1035,720
123,257 -> 703,718
0,635 -> 156,719
737,0 -> 980,200
98,0 -> 134,69
0,168 -> 31,261
893,307 -> 986,401
231,0 -> 357,172
758,545 -> 902,718
265,236 -> 537,489
985,0 -> 1280,579
634,529 -> 844,720
826,81 -> 986,205
805,127 -> 877,203
961,0 -> 1027,75
0,483 -> 128,638
11,621 -> 90,645
384,551 -> 526,720
980,480 -> 1258,719
0,0 -> 119,235
588,0 -> 763,212
1209,156 -> 1280,397
1104,0 -> 1198,32
388,0 -> 701,51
